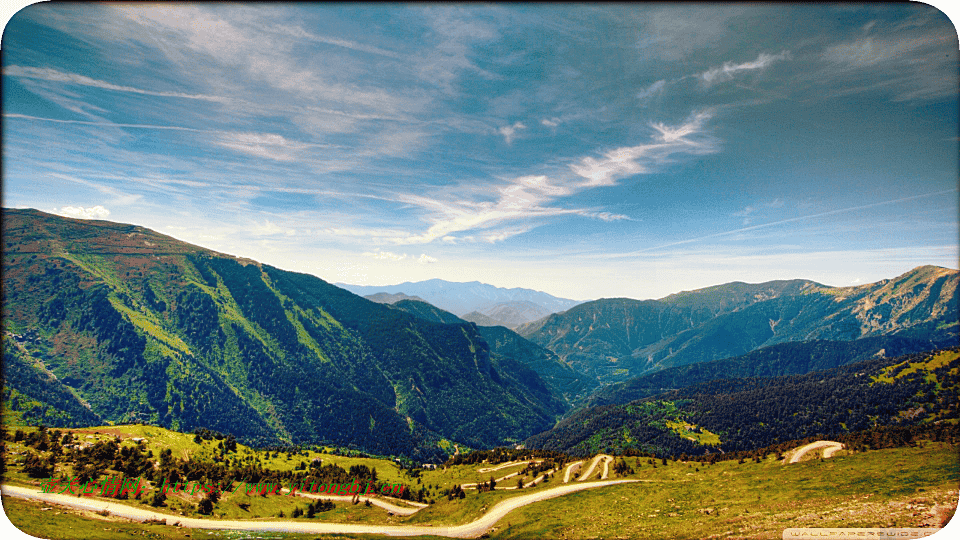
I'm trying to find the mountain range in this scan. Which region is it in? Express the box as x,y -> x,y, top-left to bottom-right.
335,279 -> 585,326
516,267 -> 957,386
3,208 -> 957,461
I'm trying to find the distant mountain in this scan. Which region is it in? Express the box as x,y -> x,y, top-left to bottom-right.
335,279 -> 584,320
364,292 -> 427,304
461,311 -> 506,327
479,300 -> 553,328
387,299 -> 465,325
2,209 -> 567,459
383,299 -> 599,404
525,347 -> 960,458
517,267 -> 958,386
658,279 -> 827,315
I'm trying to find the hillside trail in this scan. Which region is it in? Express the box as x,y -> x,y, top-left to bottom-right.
3,479 -> 638,538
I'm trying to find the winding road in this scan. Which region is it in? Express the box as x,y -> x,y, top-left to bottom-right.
576,454 -> 613,481
787,441 -> 844,464
2,479 -> 638,538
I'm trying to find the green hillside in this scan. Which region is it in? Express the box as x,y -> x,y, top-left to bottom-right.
2,209 -> 567,460
518,267 -> 958,386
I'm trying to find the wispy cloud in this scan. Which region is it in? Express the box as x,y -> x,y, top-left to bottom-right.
50,173 -> 143,206
249,220 -> 296,236
392,112 -> 712,244
498,121 -> 526,144
601,189 -> 959,259
732,198 -> 783,225
278,25 -> 403,59
636,79 -> 666,102
820,18 -> 958,102
4,65 -> 232,103
570,110 -> 715,187
699,51 -> 789,86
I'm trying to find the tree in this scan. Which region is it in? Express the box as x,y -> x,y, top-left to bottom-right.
197,497 -> 213,515
516,478 -> 524,490
489,475 -> 496,490
22,452 -> 53,478
150,489 -> 166,508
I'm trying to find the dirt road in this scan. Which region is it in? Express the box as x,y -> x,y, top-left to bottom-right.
576,455 -> 613,481
787,441 -> 844,464
563,461 -> 583,483
476,460 -> 541,474
283,488 -> 421,516
3,479 -> 638,538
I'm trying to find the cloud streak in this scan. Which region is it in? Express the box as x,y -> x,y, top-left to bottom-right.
5,65 -> 231,103
392,112 -> 712,244
699,51 -> 789,86
601,189 -> 959,259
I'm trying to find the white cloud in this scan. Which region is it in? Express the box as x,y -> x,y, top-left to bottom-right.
212,131 -> 336,162
54,205 -> 111,220
699,51 -> 789,86
498,121 -> 526,144
571,110 -> 715,187
417,254 -> 438,264
541,118 -> 560,127
363,250 -> 408,261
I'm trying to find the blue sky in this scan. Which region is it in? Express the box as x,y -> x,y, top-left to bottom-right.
2,3 -> 958,300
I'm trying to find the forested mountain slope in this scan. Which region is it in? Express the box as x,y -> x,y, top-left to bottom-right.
384,299 -> 599,405
526,348 -> 960,458
584,335 -> 952,407
2,209 -> 567,460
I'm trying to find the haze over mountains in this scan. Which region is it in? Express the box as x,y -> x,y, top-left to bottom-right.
3,208 -> 957,462
336,279 -> 585,327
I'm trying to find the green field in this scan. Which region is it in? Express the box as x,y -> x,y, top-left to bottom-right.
3,422 -> 957,539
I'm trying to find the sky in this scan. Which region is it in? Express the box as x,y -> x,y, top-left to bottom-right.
2,3 -> 958,300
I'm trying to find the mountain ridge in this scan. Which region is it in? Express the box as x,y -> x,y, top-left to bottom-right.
516,266 -> 958,386
335,278 -> 584,320
2,209 -> 568,460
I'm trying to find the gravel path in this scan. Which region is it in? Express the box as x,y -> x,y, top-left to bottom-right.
3,479 -> 638,538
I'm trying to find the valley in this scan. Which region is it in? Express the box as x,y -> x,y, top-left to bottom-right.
1,422 -> 956,539
2,209 -> 958,538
